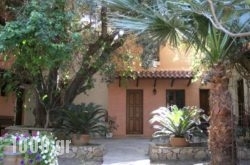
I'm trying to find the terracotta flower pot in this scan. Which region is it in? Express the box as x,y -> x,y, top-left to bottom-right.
71,134 -> 90,146
169,137 -> 189,147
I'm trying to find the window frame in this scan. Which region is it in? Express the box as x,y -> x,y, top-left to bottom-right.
166,89 -> 185,108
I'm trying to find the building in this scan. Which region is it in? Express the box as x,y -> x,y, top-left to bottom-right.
1,38 -> 249,138
107,43 -> 210,137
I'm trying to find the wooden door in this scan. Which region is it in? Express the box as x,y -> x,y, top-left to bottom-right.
200,89 -> 210,115
126,90 -> 143,134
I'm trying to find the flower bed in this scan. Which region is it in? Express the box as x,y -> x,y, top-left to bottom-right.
0,132 -> 58,165
2,126 -> 105,164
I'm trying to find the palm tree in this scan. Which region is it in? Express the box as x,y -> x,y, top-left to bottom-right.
202,27 -> 238,165
103,0 -> 250,164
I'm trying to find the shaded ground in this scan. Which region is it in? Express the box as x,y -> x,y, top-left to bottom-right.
58,137 -> 250,165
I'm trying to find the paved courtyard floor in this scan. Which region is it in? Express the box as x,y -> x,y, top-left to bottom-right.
93,137 -> 208,165
58,137 -> 250,165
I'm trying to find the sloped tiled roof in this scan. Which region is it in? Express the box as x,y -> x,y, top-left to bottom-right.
135,70 -> 193,79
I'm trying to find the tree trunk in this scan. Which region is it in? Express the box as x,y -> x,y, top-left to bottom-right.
33,96 -> 46,128
44,109 -> 50,128
208,63 -> 237,165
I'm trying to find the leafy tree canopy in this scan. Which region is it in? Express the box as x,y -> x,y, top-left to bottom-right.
0,0 -> 127,127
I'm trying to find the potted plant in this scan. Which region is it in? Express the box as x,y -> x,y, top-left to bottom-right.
149,105 -> 208,147
105,116 -> 118,138
54,103 -> 107,145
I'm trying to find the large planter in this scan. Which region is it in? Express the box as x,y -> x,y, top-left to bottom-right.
169,137 -> 189,147
3,145 -> 22,165
71,134 -> 90,146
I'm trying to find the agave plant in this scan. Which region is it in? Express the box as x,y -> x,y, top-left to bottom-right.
149,105 -> 208,138
54,103 -> 107,136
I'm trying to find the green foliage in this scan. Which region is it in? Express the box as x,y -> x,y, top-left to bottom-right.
0,70 -> 17,94
0,135 -> 13,160
104,0 -> 209,46
54,103 -> 107,135
0,0 -> 72,75
0,0 -> 128,128
149,105 -> 208,138
204,26 -> 235,63
191,26 -> 238,81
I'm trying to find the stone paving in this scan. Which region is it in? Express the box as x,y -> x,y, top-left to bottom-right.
58,137 -> 250,165
58,143 -> 104,164
149,143 -> 209,161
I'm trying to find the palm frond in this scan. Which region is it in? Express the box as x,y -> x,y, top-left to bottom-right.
105,0 -> 203,47
203,26 -> 237,64
104,0 -> 249,63
54,103 -> 107,135
150,105 -> 206,137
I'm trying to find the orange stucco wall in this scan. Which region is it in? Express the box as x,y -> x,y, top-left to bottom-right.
158,44 -> 192,70
108,79 -> 209,137
0,94 -> 16,116
0,56 -> 16,117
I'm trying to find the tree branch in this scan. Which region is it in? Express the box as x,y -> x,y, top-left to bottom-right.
207,0 -> 250,37
101,6 -> 108,37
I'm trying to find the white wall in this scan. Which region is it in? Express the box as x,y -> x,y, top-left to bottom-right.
73,72 -> 108,109
229,69 -> 241,117
229,68 -> 250,123
244,81 -> 250,115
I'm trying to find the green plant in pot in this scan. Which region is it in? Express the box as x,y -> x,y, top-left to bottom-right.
149,105 -> 208,147
54,103 -> 107,145
105,115 -> 118,138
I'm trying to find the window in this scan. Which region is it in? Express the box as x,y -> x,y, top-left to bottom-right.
166,90 -> 185,108
199,89 -> 210,115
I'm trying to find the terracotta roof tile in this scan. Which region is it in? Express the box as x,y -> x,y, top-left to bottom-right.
135,70 -> 193,79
